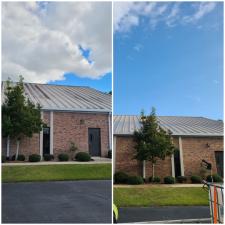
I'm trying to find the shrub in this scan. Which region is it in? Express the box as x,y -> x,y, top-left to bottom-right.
2,156 -> 6,163
58,153 -> 69,161
43,154 -> 54,161
176,176 -> 187,183
114,171 -> 129,184
149,176 -> 161,183
29,154 -> 41,162
108,150 -> 112,159
206,174 -> 223,183
11,154 -> 25,161
164,176 -> 175,184
75,152 -> 91,162
11,155 -> 16,161
127,176 -> 144,185
191,175 -> 202,184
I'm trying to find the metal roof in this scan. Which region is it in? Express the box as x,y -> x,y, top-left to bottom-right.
2,82 -> 111,113
114,115 -> 223,137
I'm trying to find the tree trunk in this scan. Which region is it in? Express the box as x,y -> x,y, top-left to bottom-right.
6,136 -> 10,158
143,160 -> 146,179
16,139 -> 20,160
152,163 -> 155,179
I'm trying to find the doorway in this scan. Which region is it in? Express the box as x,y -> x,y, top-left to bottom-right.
174,149 -> 181,177
88,128 -> 101,156
215,151 -> 223,177
43,127 -> 50,155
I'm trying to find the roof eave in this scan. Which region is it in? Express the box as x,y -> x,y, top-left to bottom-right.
41,108 -> 111,113
114,133 -> 223,137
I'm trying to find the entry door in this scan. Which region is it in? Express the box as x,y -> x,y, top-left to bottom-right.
174,149 -> 181,177
215,151 -> 223,177
88,128 -> 101,156
43,127 -> 50,155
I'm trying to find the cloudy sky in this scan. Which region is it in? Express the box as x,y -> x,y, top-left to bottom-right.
2,2 -> 112,91
114,2 -> 223,119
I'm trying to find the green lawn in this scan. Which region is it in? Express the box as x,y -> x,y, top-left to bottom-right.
114,187 -> 209,207
2,164 -> 111,182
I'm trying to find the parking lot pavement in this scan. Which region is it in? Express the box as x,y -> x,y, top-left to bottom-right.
2,180 -> 112,223
118,206 -> 210,223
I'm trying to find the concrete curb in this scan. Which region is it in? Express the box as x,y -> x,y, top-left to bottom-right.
122,218 -> 211,224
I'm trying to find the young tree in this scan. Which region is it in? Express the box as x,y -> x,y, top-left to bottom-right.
2,76 -> 44,159
133,108 -> 175,179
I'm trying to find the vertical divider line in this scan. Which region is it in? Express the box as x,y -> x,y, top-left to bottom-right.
111,1 -> 114,224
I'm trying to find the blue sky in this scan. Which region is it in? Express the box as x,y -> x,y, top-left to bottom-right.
114,2 -> 223,119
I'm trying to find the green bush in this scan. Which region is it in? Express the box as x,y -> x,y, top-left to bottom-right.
43,154 -> 54,161
29,154 -> 41,162
206,174 -> 223,183
11,154 -> 25,161
2,156 -> 6,163
75,152 -> 91,162
149,176 -> 161,183
127,176 -> 144,185
176,176 -> 187,183
164,176 -> 175,184
191,175 -> 202,184
58,153 -> 69,161
108,150 -> 112,159
114,171 -> 129,184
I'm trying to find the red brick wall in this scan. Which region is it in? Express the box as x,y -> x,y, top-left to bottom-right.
115,135 -> 223,179
2,134 -> 40,157
53,112 -> 110,157
2,111 -> 110,159
115,136 -> 172,179
177,136 -> 223,177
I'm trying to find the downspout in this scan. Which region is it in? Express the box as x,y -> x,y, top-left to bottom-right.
39,111 -> 43,160
50,111 -> 54,155
6,135 -> 10,158
143,160 -> 146,180
179,136 -> 185,176
171,154 -> 175,177
113,136 -> 117,174
171,137 -> 175,177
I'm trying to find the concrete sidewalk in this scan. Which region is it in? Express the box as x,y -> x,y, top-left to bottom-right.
2,157 -> 111,166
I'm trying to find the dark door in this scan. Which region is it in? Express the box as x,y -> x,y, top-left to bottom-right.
43,127 -> 50,155
174,149 -> 181,177
88,128 -> 101,156
215,151 -> 223,177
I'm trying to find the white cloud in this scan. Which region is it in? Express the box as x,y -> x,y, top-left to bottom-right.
133,43 -> 143,52
2,2 -> 112,83
183,2 -> 217,23
114,2 -> 218,33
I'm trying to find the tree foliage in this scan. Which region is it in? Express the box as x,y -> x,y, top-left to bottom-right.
2,76 -> 44,157
133,108 -> 175,177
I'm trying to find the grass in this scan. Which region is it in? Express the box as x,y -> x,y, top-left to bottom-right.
2,164 -> 111,182
114,187 -> 209,207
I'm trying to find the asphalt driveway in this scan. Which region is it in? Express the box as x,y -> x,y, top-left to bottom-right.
118,206 -> 211,223
2,180 -> 112,223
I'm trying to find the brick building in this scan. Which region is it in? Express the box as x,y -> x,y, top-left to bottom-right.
113,115 -> 223,179
2,83 -> 112,159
